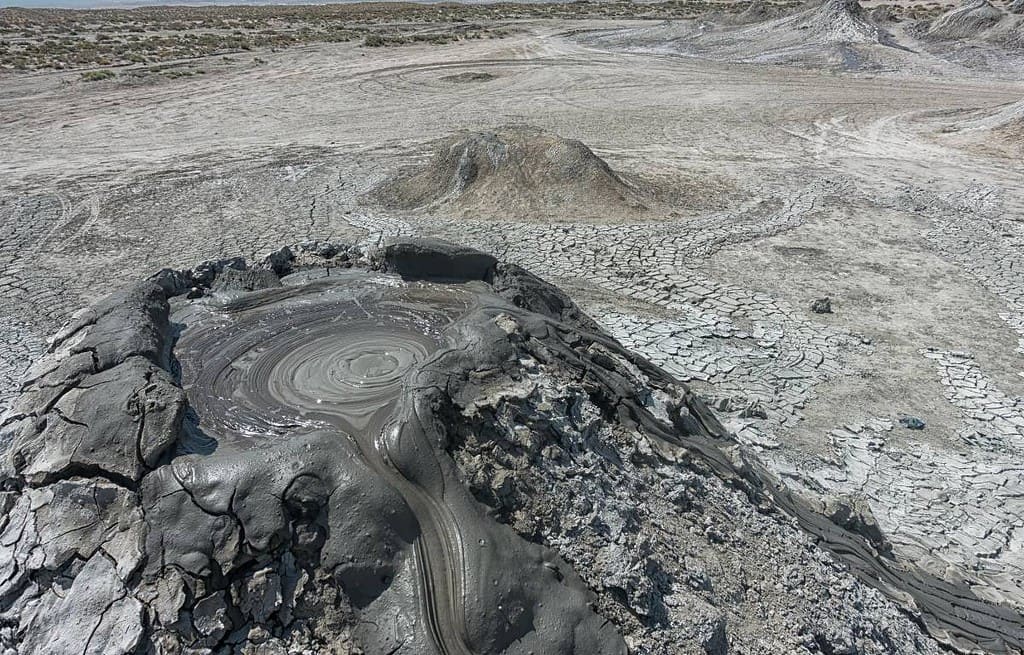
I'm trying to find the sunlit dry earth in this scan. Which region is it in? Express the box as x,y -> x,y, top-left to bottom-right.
2,1 -> 1024,652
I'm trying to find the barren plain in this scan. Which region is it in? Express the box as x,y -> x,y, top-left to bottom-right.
2,0 -> 1024,653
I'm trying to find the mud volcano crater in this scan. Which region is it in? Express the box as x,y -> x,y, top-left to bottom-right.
2,239 -> 1023,654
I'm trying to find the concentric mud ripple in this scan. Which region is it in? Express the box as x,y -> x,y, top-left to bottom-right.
267,331 -> 428,424
175,274 -> 471,440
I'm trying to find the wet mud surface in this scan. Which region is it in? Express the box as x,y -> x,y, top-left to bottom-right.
1,239 -> 1021,654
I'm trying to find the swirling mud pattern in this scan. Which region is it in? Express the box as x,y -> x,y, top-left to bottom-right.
176,274 -> 466,439
171,268 -> 625,655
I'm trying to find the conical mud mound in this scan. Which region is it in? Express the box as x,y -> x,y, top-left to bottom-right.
922,0 -> 1024,47
579,0 -> 907,70
2,240 -> 1022,654
367,127 -> 649,221
791,0 -> 887,44
928,0 -> 1006,39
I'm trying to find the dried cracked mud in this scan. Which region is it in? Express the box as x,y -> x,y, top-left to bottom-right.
3,2 -> 1024,654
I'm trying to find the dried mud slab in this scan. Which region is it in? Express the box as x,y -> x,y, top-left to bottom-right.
1,239 -> 1021,654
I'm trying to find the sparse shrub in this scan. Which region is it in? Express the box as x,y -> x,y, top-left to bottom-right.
80,69 -> 115,81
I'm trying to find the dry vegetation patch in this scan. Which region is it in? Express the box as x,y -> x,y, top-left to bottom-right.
0,0 -> 787,72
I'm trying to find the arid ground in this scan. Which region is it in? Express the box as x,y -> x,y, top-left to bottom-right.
2,1 -> 1024,652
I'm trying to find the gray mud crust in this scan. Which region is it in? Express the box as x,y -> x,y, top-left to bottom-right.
1,240 -> 1020,654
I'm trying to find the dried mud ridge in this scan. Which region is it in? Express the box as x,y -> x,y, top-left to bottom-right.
1,239 -> 1022,654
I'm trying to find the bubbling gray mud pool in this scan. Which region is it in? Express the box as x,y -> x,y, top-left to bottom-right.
175,274 -> 467,440
1,239 -> 1022,655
